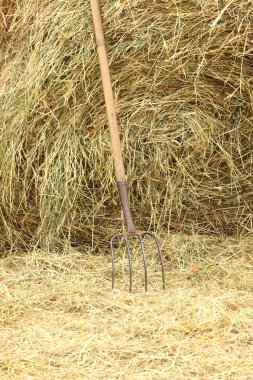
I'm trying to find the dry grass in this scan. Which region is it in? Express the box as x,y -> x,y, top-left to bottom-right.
0,0 -> 253,252
0,235 -> 252,379
1,4 -> 252,375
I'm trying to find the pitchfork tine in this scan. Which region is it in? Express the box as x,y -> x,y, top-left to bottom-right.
124,236 -> 133,292
143,232 -> 166,290
139,235 -> 148,292
110,235 -> 117,290
110,234 -> 133,292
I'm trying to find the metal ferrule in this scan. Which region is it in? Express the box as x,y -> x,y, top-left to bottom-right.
117,180 -> 135,233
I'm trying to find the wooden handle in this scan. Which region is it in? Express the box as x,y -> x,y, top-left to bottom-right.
90,0 -> 126,181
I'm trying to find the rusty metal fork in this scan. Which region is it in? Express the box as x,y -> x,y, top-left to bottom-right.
110,231 -> 165,292
110,182 -> 165,292
90,0 -> 165,292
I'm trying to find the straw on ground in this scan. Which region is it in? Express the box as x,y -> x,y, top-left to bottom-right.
1,0 -> 253,252
1,235 -> 252,379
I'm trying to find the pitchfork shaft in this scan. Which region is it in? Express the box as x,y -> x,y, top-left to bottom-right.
90,0 -> 135,232
90,0 -> 125,182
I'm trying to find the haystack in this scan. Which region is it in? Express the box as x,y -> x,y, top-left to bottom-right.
0,0 -> 252,252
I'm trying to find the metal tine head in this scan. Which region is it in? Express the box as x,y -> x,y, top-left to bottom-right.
110,231 -> 165,292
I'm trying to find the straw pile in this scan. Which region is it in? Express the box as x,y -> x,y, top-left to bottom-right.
0,0 -> 253,251
1,235 -> 253,379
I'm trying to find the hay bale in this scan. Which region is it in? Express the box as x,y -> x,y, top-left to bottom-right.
0,0 -> 252,251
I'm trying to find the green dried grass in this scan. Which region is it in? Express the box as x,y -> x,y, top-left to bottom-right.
0,0 -> 253,251
0,235 -> 252,379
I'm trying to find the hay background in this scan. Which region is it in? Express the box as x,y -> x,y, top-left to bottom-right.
0,0 -> 253,251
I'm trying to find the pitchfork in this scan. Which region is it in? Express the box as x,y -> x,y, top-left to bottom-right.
90,0 -> 165,292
